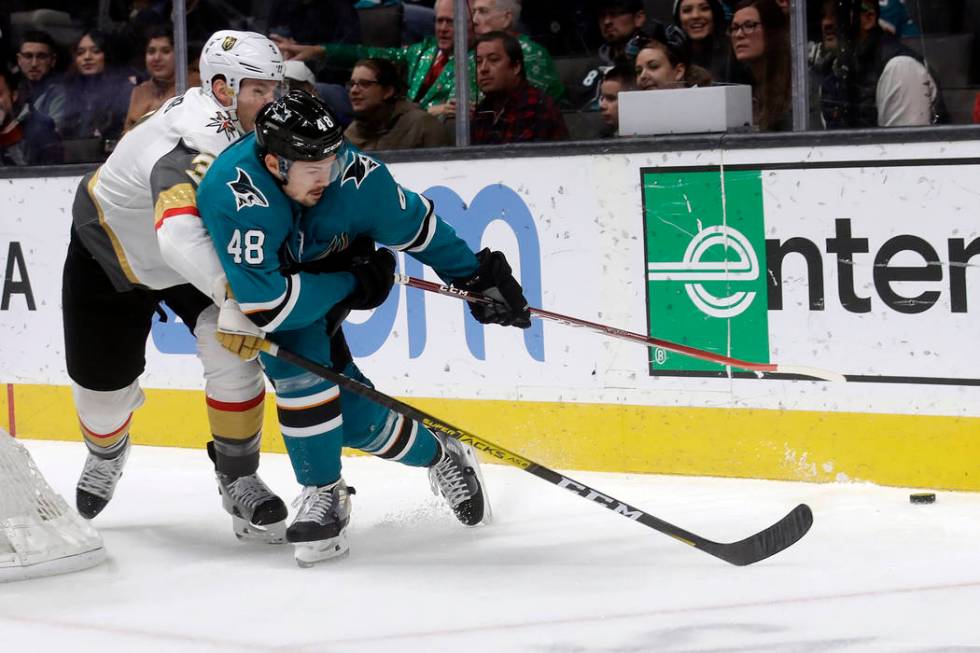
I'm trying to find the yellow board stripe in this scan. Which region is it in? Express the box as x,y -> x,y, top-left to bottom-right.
87,168 -> 141,286
5,383 -> 980,492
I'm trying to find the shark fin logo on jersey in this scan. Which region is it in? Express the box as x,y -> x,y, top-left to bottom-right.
397,185 -> 407,210
227,168 -> 269,211
341,153 -> 380,189
207,111 -> 238,141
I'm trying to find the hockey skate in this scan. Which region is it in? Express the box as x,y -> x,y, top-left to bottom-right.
76,438 -> 130,519
287,479 -> 354,567
215,472 -> 288,544
428,435 -> 491,526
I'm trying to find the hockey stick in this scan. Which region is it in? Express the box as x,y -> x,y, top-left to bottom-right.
394,274 -> 846,383
259,339 -> 814,566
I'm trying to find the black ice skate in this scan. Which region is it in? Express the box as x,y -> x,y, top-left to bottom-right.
428,435 -> 491,526
215,471 -> 288,544
287,479 -> 354,567
76,437 -> 130,519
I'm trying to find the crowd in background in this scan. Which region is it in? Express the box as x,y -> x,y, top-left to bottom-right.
0,0 -> 977,167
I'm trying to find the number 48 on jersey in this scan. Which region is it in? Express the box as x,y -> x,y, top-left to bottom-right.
227,229 -> 265,265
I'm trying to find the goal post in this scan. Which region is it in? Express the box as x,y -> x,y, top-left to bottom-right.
0,429 -> 106,582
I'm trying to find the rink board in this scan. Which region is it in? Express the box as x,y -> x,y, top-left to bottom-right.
2,139 -> 979,489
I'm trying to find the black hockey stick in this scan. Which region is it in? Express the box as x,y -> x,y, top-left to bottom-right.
259,340 -> 814,566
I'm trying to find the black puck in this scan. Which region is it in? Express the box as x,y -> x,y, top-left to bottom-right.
910,493 -> 936,504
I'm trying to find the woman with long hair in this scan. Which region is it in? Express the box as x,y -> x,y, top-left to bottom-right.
673,0 -> 743,83
730,0 -> 791,131
61,30 -> 136,145
124,26 -> 178,131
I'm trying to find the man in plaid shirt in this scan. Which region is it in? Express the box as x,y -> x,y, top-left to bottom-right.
471,31 -> 568,145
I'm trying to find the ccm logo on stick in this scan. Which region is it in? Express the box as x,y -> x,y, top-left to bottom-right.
556,478 -> 643,520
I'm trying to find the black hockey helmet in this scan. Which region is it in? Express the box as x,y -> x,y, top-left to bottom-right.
255,90 -> 345,161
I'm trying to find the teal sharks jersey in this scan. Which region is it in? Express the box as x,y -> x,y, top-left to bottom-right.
197,133 -> 478,333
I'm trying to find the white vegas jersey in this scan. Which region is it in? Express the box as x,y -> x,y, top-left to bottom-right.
73,87 -> 242,295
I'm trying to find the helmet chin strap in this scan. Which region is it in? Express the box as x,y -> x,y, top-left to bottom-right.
212,80 -> 245,135
225,87 -> 245,135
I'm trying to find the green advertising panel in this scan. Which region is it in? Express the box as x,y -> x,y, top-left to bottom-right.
642,168 -> 770,375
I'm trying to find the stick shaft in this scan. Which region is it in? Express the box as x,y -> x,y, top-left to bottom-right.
395,274 -> 845,382
260,340 -> 813,565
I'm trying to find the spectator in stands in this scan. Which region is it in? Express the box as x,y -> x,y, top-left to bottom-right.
274,0 -> 475,121
731,0 -> 792,131
673,0 -> 744,83
579,0 -> 647,109
633,23 -> 712,90
345,57 -> 450,150
597,0 -> 647,66
471,31 -> 568,145
15,30 -> 67,135
818,0 -> 944,128
124,26 -> 178,132
471,0 -> 566,101
598,64 -> 635,136
61,30 -> 137,147
0,67 -> 63,166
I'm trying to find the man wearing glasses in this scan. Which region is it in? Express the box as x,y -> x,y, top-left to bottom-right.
344,57 -> 448,151
15,30 -> 66,135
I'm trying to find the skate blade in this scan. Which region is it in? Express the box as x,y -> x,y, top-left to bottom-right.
294,532 -> 350,568
233,517 -> 287,545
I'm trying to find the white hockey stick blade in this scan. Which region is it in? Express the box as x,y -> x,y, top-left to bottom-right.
773,365 -> 847,383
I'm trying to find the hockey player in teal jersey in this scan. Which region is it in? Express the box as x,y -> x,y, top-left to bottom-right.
197,91 -> 531,566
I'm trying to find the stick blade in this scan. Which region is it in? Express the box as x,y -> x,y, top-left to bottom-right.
774,365 -> 847,383
701,503 -> 814,566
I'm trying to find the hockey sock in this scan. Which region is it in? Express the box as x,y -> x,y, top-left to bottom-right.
80,417 -> 131,459
210,433 -> 262,479
277,382 -> 345,486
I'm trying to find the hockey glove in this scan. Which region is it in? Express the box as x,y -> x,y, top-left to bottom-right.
454,248 -> 531,328
343,247 -> 397,311
216,298 -> 266,361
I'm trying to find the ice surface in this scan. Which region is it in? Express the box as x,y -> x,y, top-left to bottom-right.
2,440 -> 979,652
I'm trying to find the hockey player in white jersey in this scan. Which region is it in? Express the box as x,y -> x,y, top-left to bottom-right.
63,30 -> 287,542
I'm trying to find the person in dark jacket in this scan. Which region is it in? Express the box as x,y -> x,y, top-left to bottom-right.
15,29 -> 67,134
818,0 -> 944,128
60,30 -> 136,147
0,67 -> 62,166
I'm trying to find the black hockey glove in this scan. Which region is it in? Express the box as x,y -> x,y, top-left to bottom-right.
454,248 -> 531,328
280,235 -> 376,275
343,247 -> 397,310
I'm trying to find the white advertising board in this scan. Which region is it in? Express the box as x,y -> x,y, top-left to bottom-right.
1,139 -> 977,418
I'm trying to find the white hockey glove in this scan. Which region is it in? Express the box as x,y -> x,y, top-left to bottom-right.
216,298 -> 266,361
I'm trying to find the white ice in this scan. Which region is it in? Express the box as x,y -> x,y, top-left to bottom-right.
3,440 -> 979,653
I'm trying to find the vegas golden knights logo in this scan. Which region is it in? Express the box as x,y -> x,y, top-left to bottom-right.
222,36 -> 237,51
